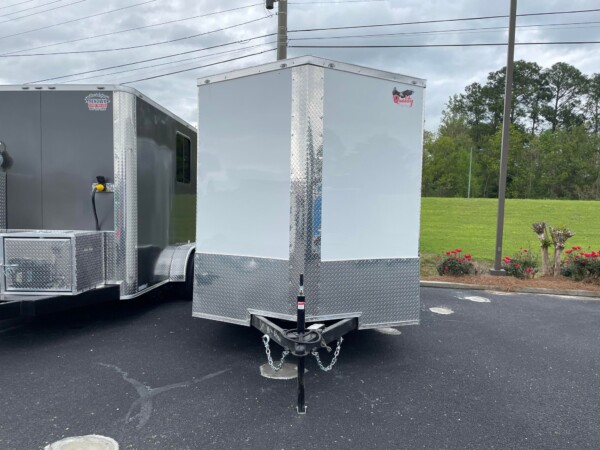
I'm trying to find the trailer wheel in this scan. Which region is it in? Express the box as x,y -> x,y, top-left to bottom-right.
179,253 -> 195,301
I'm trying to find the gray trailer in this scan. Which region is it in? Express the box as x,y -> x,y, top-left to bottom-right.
193,56 -> 425,411
0,85 -> 197,319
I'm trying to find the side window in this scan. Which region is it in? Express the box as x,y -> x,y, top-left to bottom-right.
176,133 -> 191,184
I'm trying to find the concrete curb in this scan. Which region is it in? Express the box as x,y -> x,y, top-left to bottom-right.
420,280 -> 600,299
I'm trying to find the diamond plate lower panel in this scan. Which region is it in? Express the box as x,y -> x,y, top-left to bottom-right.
193,253 -> 288,326
318,258 -> 420,329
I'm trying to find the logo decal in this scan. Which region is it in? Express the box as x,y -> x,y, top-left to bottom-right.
85,93 -> 110,111
392,87 -> 414,107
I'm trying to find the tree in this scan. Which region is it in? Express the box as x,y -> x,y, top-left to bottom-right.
542,62 -> 588,131
585,73 -> 600,135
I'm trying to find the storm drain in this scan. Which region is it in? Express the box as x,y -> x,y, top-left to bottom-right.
45,435 -> 118,450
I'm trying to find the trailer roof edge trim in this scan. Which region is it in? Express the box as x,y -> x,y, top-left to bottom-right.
197,55 -> 426,87
0,84 -> 196,133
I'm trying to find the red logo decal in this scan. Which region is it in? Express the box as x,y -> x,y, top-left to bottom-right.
392,88 -> 414,107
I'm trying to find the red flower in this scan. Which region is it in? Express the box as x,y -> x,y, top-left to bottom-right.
514,263 -> 520,267
523,249 -> 528,253
444,267 -> 449,271
446,251 -> 451,256
526,267 -> 532,273
455,248 -> 462,253
565,249 -> 573,254
573,246 -> 582,250
504,256 -> 511,262
465,254 -> 472,260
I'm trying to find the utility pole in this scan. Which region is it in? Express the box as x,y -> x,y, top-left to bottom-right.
491,0 -> 517,275
266,0 -> 288,60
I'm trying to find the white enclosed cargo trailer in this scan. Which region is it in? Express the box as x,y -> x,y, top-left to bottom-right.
193,56 -> 425,412
0,85 -> 197,319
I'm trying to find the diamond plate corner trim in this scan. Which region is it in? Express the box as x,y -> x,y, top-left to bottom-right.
319,258 -> 421,328
289,64 -> 324,317
74,232 -> 105,292
113,92 -> 138,296
0,172 -> 6,229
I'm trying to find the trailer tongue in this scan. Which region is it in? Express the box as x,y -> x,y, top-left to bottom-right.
193,57 -> 426,412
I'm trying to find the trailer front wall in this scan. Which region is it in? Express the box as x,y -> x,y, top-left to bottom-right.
194,60 -> 424,328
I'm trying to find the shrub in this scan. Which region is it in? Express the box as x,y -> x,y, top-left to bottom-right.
561,246 -> 600,282
501,249 -> 538,279
436,249 -> 476,276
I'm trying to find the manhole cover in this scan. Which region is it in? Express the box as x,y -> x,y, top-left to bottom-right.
45,435 -> 118,450
429,307 -> 454,315
375,327 -> 402,335
462,296 -> 491,303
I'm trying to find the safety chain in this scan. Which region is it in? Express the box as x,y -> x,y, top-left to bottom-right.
311,337 -> 343,372
262,335 -> 290,372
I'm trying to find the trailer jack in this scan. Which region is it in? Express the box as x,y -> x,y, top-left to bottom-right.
251,275 -> 358,414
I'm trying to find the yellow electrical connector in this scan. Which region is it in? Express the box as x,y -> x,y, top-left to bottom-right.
96,184 -> 105,192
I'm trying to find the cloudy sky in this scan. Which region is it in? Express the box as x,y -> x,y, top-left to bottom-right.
1,0 -> 599,131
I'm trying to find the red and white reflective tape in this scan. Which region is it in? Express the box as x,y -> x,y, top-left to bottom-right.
297,301 -> 305,310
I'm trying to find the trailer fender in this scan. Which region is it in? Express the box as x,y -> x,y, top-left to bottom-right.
168,243 -> 195,283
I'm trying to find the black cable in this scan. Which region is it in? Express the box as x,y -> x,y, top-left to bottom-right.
290,0 -> 387,3
289,41 -> 600,48
1,2 -> 261,48
3,15 -> 270,57
27,33 -> 275,83
0,0 -> 65,18
289,20 -> 600,41
0,0 -> 87,24
91,190 -> 100,231
67,41 -> 277,83
0,0 -> 37,11
0,0 -> 155,41
288,8 -> 600,32
122,48 -> 276,84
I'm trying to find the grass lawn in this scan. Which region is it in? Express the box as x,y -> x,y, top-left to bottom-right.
420,198 -> 600,264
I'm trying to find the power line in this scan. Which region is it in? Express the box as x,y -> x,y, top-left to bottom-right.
289,8 -> 600,32
3,15 -> 271,57
0,0 -> 156,42
0,0 -> 37,11
0,0 -> 87,24
122,48 -> 276,84
82,41 -> 276,84
0,0 -> 64,18
290,0 -> 387,3
3,2 -> 262,52
289,41 -> 600,48
290,20 -> 600,41
27,33 -> 275,83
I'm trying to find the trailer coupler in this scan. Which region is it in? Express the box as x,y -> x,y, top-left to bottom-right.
251,274 -> 358,414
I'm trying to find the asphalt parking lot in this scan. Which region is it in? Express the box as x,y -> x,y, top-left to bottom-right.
0,287 -> 599,449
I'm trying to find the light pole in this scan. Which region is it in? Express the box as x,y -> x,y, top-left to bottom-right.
468,147 -> 473,199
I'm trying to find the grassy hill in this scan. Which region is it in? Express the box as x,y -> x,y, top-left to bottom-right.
420,198 -> 600,262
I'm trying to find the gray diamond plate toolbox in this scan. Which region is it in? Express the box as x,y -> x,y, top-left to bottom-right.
0,231 -> 105,295
193,56 -> 425,329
